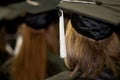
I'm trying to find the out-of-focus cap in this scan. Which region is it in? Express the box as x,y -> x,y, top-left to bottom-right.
8,0 -> 60,14
0,7 -> 11,20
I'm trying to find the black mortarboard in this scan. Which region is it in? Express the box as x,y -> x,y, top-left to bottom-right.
24,10 -> 59,30
57,0 -> 120,58
7,0 -> 60,30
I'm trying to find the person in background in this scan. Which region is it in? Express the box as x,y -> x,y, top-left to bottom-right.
8,0 -> 66,78
0,6 -> 26,80
0,7 -> 17,68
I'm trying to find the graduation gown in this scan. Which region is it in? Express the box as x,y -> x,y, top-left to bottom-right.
46,69 -> 120,80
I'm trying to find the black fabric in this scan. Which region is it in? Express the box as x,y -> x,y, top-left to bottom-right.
46,69 -> 120,80
25,10 -> 59,30
2,16 -> 25,34
0,51 -> 11,65
0,58 -> 12,80
71,13 -> 113,41
0,21 -> 3,29
46,51 -> 66,78
0,51 -> 11,80
0,0 -> 25,6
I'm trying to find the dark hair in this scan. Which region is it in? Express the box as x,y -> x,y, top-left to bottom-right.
0,0 -> 25,6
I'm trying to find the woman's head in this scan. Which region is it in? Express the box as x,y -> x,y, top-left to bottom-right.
65,14 -> 120,78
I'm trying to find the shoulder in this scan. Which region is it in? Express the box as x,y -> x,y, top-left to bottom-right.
46,69 -> 119,80
46,70 -> 72,80
46,52 -> 67,77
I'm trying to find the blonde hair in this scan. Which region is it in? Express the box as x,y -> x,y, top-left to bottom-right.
65,20 -> 120,78
10,23 -> 46,80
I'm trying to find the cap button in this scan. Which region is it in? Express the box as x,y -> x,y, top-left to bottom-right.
96,1 -> 102,5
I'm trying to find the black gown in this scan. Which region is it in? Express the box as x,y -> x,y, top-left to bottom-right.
47,68 -> 120,80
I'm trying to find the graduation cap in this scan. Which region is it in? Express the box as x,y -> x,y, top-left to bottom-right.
0,4 -> 27,55
8,0 -> 60,14
57,0 -> 120,58
24,10 -> 59,30
58,0 -> 120,26
1,0 -> 60,32
5,0 -> 60,29
1,0 -> 60,28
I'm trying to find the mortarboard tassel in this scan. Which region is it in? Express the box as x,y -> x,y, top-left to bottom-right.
14,35 -> 23,56
5,43 -> 14,55
26,0 -> 39,6
59,9 -> 66,58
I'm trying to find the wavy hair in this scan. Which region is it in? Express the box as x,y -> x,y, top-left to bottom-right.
65,20 -> 120,79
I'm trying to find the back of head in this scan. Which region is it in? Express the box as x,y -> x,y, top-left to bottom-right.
65,19 -> 120,79
58,0 -> 120,79
10,23 -> 47,80
10,6 -> 59,80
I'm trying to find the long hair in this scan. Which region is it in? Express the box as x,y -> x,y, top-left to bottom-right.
10,23 -> 46,80
65,20 -> 120,79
